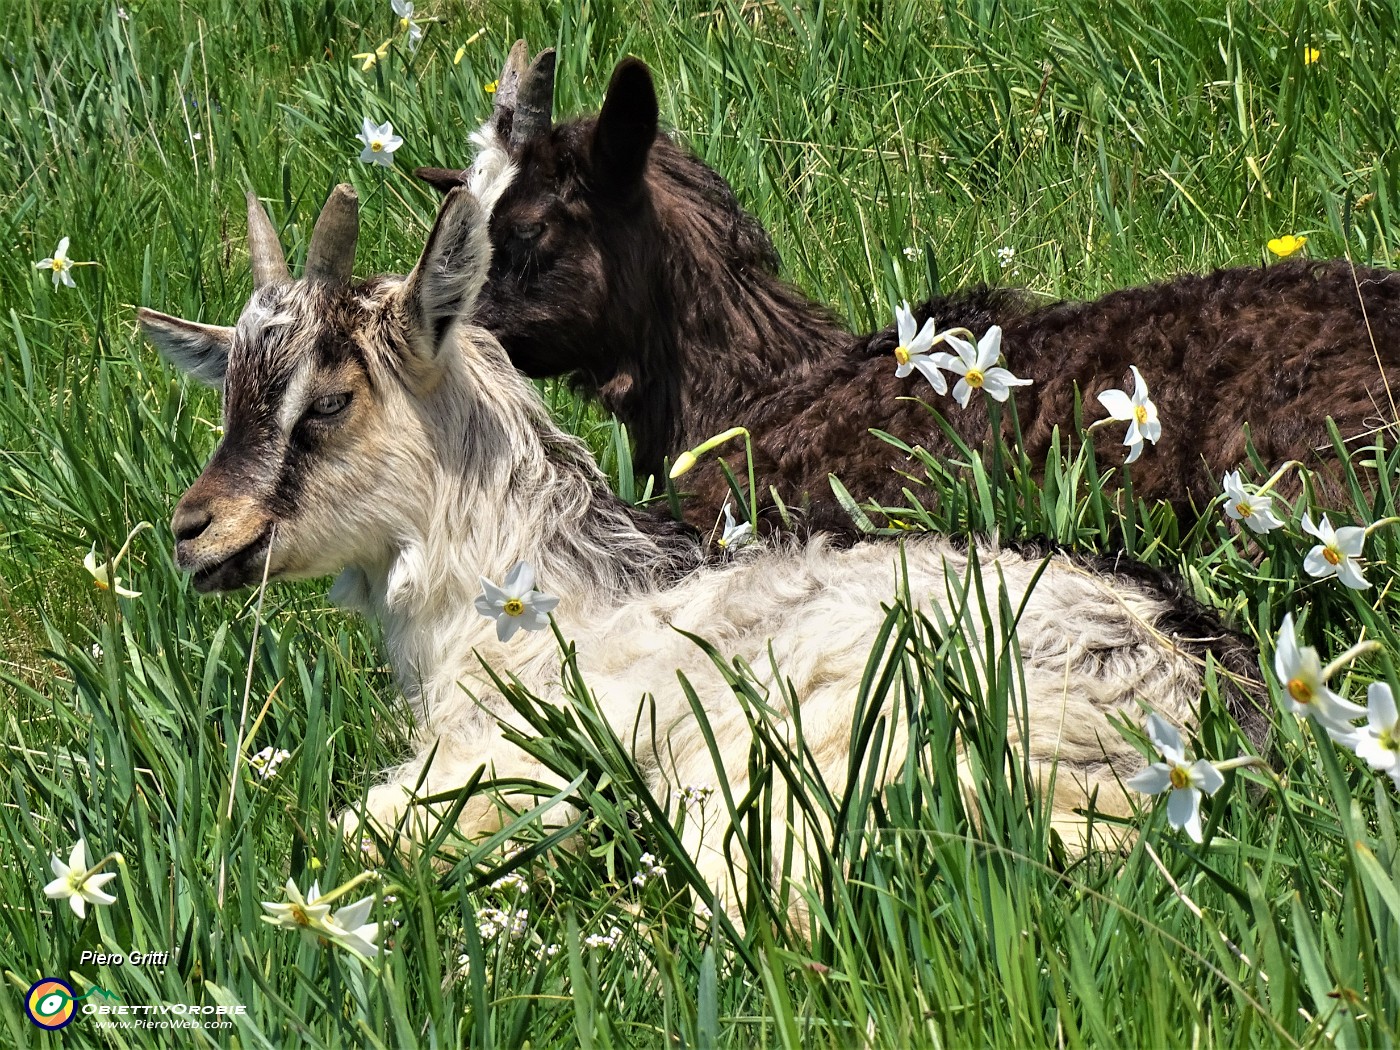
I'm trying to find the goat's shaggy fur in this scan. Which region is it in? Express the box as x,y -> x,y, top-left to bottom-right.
142,186 -> 1266,917
419,54 -> 1400,531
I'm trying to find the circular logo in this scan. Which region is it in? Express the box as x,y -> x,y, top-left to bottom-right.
25,978 -> 77,1030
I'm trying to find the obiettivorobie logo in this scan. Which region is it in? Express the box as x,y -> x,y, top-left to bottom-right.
22,976 -> 246,1033
24,978 -> 119,1030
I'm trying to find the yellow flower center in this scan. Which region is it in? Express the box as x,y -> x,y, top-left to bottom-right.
1168,766 -> 1189,790
1235,501 -> 1254,518
894,345 -> 911,366
1287,677 -> 1313,704
93,578 -> 110,591
371,141 -> 383,152
1134,404 -> 1149,424
965,368 -> 985,389
1323,546 -> 1341,566
1380,729 -> 1400,753
503,598 -> 525,617
290,904 -> 310,926
399,16 -> 411,29
51,258 -> 65,271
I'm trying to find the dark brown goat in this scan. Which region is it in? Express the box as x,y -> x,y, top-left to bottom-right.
420,46 -> 1400,531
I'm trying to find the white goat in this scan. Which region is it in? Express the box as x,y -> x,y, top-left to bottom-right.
138,185 -> 1261,914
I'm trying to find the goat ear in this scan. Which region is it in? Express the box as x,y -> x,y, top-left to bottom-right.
591,57 -> 658,197
414,167 -> 468,196
402,187 -> 491,359
137,307 -> 234,387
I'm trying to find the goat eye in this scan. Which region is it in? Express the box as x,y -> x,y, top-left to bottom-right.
514,222 -> 544,242
307,392 -> 350,418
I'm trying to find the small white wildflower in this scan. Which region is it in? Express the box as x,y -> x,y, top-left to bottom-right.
583,925 -> 623,949
890,301 -> 949,394
1301,512 -> 1369,590
43,838 -> 118,918
90,643 -> 103,660
543,942 -> 561,957
717,503 -> 754,552
902,246 -> 920,261
1222,470 -> 1284,534
35,236 -> 78,289
681,784 -> 713,807
249,746 -> 292,780
490,872 -> 529,894
476,905 -> 528,941
997,245 -> 1016,268
1125,714 -> 1224,843
1272,612 -> 1366,729
356,117 -> 403,167
631,852 -> 667,888
474,561 -> 560,642
116,6 -> 128,19
939,326 -> 1032,407
1097,366 -> 1161,464
84,521 -> 151,598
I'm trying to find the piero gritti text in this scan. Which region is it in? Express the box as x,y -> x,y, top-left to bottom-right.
80,949 -> 171,967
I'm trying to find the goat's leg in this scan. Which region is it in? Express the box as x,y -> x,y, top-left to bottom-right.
342,729 -> 570,847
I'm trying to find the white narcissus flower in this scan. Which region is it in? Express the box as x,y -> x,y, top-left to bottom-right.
84,521 -> 151,598
474,561 -> 559,642
391,0 -> 423,50
1337,682 -> 1400,787
323,894 -> 382,959
1272,612 -> 1366,729
717,503 -> 754,551
356,117 -> 403,167
262,878 -> 333,934
1221,470 -> 1284,534
890,301 -> 949,394
939,326 -> 1031,407
43,838 -> 118,918
1097,366 -> 1161,464
1124,714 -> 1224,843
261,879 -> 381,959
34,236 -> 78,288
1301,512 -> 1369,590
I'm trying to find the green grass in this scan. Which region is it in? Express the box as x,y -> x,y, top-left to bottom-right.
3,0 -> 1400,1046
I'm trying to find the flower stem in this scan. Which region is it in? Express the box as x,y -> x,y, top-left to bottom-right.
312,869 -> 380,906
1322,639 -> 1382,681
1255,460 -> 1303,497
111,521 -> 152,570
1364,515 -> 1400,536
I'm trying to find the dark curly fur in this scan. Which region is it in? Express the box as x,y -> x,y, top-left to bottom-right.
421,57 -> 1400,535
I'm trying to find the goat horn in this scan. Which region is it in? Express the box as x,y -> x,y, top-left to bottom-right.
303,183 -> 360,284
493,39 -> 530,126
509,47 -> 556,148
246,192 -> 290,288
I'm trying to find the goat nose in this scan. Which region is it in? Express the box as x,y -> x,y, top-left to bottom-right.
172,504 -> 213,543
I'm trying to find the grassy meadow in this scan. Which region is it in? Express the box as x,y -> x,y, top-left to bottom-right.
3,0 -> 1400,1045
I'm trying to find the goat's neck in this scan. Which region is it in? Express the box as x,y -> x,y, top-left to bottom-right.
336,392 -> 696,708
604,202 -> 855,471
